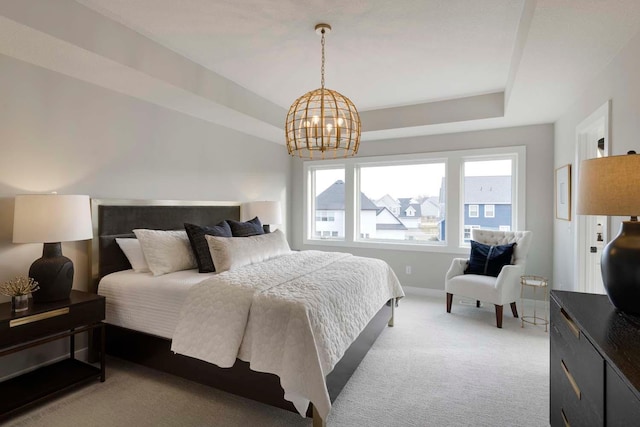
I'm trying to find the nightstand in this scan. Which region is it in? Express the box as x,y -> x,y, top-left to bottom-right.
0,290 -> 105,418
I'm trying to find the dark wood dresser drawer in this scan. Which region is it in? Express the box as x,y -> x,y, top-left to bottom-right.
550,347 -> 602,427
0,291 -> 105,348
550,298 -> 604,421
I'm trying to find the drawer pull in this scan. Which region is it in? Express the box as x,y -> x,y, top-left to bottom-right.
560,308 -> 580,339
561,359 -> 581,400
9,308 -> 70,328
561,408 -> 570,427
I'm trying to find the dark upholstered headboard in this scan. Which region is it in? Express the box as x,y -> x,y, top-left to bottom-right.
95,202 -> 240,282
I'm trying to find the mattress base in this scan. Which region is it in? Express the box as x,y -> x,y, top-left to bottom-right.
103,302 -> 392,417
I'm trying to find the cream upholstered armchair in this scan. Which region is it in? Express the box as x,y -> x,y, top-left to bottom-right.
445,229 -> 532,328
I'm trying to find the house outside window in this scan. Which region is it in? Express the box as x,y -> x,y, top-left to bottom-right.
359,162 -> 446,243
462,157 -> 514,245
311,168 -> 345,240
464,225 -> 480,241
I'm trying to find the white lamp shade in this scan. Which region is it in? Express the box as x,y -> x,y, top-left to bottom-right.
243,201 -> 282,225
577,154 -> 640,216
13,194 -> 93,243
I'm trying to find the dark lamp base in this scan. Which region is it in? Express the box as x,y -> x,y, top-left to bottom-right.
29,242 -> 74,303
602,221 -> 640,315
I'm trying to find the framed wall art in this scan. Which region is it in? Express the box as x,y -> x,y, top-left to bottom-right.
555,164 -> 571,221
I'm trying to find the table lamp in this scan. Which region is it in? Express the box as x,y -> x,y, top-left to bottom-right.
13,194 -> 93,303
243,201 -> 282,233
577,151 -> 640,314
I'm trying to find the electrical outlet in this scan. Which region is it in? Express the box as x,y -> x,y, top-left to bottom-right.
405,265 -> 412,275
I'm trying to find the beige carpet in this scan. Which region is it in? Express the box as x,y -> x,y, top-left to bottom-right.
6,294 -> 549,427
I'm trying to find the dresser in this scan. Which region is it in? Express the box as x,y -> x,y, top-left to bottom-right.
550,290 -> 640,426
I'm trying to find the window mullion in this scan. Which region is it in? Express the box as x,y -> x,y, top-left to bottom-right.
344,163 -> 356,243
447,155 -> 461,250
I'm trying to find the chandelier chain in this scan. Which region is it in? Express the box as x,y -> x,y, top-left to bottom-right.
321,29 -> 325,89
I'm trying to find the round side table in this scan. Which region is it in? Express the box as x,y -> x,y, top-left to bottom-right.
520,275 -> 549,332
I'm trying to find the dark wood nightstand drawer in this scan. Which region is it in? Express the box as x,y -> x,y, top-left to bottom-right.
0,291 -> 105,348
550,297 -> 604,423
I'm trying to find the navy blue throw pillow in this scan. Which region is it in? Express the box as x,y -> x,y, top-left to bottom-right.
464,240 -> 516,277
184,222 -> 232,273
227,217 -> 265,237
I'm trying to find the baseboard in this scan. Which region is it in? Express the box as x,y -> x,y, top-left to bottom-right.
0,347 -> 89,382
403,286 -> 547,306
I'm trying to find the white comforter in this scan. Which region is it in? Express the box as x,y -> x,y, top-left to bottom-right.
170,250 -> 404,420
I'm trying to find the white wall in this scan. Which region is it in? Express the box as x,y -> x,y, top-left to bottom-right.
0,54 -> 290,378
553,28 -> 640,291
290,124 -> 554,290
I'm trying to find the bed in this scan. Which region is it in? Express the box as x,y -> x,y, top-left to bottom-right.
92,200 -> 403,425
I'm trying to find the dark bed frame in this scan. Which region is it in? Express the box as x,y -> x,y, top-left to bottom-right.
93,201 -> 393,421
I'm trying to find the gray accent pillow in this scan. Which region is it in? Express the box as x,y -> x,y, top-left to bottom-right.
184,222 -> 232,273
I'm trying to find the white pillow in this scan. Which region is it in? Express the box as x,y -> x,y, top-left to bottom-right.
115,238 -> 150,273
205,229 -> 291,272
133,229 -> 197,276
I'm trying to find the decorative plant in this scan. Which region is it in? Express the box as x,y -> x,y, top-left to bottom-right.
0,276 -> 39,297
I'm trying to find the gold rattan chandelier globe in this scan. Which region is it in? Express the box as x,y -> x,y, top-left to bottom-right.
285,24 -> 361,159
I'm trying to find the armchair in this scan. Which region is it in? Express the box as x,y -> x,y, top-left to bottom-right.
445,229 -> 532,328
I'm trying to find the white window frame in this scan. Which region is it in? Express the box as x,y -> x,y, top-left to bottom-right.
303,146 -> 526,254
468,205 -> 479,218
484,204 -> 495,218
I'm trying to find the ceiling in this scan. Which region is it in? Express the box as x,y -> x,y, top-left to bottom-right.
2,0 -> 640,144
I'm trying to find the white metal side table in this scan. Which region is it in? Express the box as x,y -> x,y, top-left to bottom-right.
520,275 -> 549,332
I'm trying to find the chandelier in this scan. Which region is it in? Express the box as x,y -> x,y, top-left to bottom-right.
285,23 -> 361,159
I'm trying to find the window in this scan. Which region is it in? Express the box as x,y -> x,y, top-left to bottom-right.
462,157 -> 514,245
499,225 -> 511,231
309,168 -> 345,240
484,204 -> 495,218
304,146 -> 525,252
357,162 -> 446,243
315,212 -> 335,222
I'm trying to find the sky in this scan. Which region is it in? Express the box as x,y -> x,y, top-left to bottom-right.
315,159 -> 512,200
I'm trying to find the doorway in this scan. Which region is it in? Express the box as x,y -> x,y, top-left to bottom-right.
574,101 -> 610,294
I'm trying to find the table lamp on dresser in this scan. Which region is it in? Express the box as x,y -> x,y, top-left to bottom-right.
577,151 -> 640,314
12,194 -> 93,303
